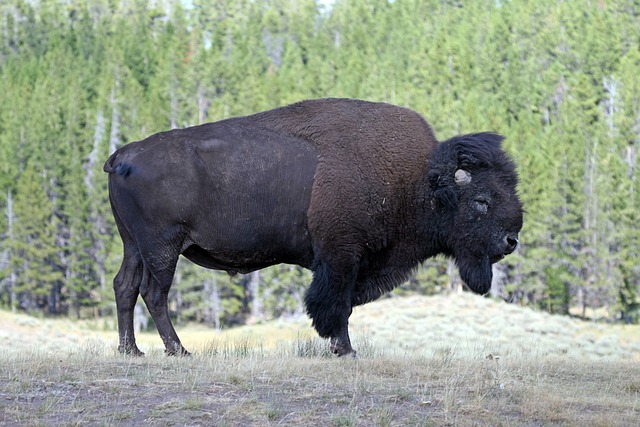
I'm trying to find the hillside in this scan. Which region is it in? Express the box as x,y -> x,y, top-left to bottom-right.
349,294 -> 640,360
2,293 -> 639,360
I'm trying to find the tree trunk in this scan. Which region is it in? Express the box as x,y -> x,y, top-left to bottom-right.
109,78 -> 120,155
5,191 -> 17,312
198,85 -> 209,125
248,271 -> 262,320
205,272 -> 221,331
447,260 -> 462,294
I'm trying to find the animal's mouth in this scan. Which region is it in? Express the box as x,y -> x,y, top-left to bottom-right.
489,235 -> 519,264
490,254 -> 505,263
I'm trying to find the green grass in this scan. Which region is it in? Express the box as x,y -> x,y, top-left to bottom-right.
1,293 -> 639,425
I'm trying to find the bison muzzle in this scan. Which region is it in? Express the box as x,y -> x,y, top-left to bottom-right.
104,98 -> 523,357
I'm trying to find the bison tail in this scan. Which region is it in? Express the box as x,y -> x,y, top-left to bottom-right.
103,151 -> 118,173
104,152 -> 134,177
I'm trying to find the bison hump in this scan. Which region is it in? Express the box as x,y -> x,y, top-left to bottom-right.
248,98 -> 438,252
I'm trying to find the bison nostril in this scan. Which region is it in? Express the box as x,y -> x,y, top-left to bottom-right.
506,236 -> 519,252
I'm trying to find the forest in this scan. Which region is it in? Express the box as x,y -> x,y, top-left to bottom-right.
0,0 -> 638,327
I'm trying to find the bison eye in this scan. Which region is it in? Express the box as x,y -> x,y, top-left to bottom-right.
473,197 -> 490,214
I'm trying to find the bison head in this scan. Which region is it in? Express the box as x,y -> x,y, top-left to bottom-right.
428,132 -> 523,294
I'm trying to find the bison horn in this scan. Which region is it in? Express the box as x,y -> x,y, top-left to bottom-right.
455,169 -> 472,186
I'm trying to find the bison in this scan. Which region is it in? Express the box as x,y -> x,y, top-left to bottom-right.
104,98 -> 523,357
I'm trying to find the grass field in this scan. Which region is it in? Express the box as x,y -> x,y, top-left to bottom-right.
1,293 -> 639,426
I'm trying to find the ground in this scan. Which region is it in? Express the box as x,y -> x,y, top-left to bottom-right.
1,293 -> 639,425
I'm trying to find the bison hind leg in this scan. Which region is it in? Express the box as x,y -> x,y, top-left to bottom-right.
114,247 -> 145,356
305,261 -> 357,357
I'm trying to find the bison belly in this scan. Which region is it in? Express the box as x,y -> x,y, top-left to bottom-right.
185,133 -> 318,272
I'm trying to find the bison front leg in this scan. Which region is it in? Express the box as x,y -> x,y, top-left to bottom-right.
305,262 -> 357,358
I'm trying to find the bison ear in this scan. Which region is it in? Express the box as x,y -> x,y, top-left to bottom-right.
434,169 -> 470,207
427,165 -> 459,208
433,187 -> 458,209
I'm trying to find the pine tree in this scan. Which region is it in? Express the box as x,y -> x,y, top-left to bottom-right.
611,45 -> 640,322
9,161 -> 63,313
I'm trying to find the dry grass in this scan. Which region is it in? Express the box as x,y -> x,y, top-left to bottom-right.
1,293 -> 640,426
1,342 -> 639,426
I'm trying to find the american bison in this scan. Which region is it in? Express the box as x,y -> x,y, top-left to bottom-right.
104,98 -> 523,357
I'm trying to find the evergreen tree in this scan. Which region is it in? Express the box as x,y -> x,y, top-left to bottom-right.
9,161 -> 63,313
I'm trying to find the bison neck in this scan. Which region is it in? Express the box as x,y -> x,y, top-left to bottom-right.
350,191 -> 452,306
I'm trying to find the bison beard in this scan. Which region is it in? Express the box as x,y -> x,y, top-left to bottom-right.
457,256 -> 493,295
104,98 -> 523,358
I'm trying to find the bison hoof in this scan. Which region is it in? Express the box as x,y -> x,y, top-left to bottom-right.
165,347 -> 191,357
330,340 -> 357,358
118,345 -> 145,357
